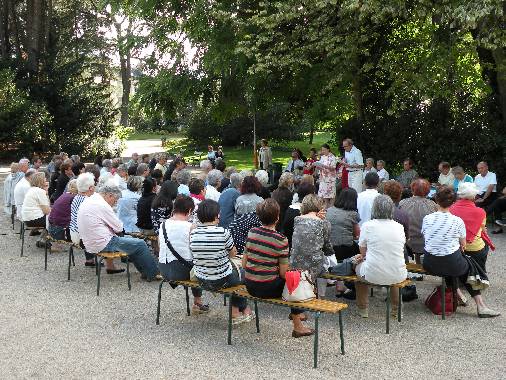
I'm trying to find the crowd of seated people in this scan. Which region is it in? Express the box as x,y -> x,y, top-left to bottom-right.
4,143 -> 503,343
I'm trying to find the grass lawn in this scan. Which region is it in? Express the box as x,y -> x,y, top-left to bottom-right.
151,131 -> 334,170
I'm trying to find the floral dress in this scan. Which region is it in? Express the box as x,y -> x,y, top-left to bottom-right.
290,217 -> 334,279
317,153 -> 338,199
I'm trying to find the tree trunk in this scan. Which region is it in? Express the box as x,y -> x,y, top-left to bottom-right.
309,124 -> 314,144
116,20 -> 132,128
0,0 -> 10,59
26,0 -> 46,73
8,0 -> 21,59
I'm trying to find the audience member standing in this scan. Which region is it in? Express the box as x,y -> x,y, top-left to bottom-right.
341,138 -> 364,194
315,144 -> 338,209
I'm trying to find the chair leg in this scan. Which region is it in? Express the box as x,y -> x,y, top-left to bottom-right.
156,281 -> 164,325
339,311 -> 345,355
370,287 -> 374,297
441,277 -> 446,320
185,286 -> 190,316
20,224 -> 25,257
95,255 -> 99,276
254,301 -> 259,333
313,312 -> 320,368
398,287 -> 403,323
223,294 -> 227,306
67,246 -> 72,281
71,247 -> 75,267
451,277 -> 458,312
44,238 -> 48,270
127,259 -> 131,290
227,297 -> 233,345
385,286 -> 391,334
97,257 -> 102,296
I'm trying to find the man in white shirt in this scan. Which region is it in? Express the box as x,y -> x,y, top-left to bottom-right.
342,138 -> 364,193
376,160 -> 390,181
436,161 -> 454,189
13,169 -> 36,220
474,161 -> 498,208
357,172 -> 380,226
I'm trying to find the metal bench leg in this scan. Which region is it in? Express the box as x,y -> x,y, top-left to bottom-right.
441,277 -> 446,320
97,257 -> 103,296
44,238 -> 48,270
127,259 -> 131,291
71,247 -> 75,267
95,255 -> 99,276
386,286 -> 391,334
370,287 -> 374,297
339,310 -> 345,355
185,286 -> 190,316
398,287 -> 403,322
227,297 -> 233,345
254,301 -> 259,333
451,277 -> 458,312
313,312 -> 320,368
67,246 -> 72,281
224,294 -> 227,306
156,281 -> 164,325
20,224 -> 25,257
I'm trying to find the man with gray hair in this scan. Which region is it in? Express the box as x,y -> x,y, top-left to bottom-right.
13,168 -> 36,220
205,169 -> 223,202
136,163 -> 150,177
77,183 -> 160,280
218,172 -> 242,228
342,138 -> 364,193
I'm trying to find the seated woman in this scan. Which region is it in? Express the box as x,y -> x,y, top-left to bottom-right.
205,169 -> 222,202
326,188 -> 360,261
444,183 -> 499,317
452,166 -> 473,192
136,178 -> 158,236
235,176 -> 263,216
243,199 -> 313,338
151,180 -> 178,234
176,169 -> 191,196
255,170 -> 271,199
399,179 -> 437,263
22,172 -> 51,229
290,194 -> 334,297
190,199 -> 253,324
158,195 -> 209,314
272,172 -> 294,230
355,195 -> 407,318
116,176 -> 143,233
283,182 -> 315,247
47,179 -> 78,250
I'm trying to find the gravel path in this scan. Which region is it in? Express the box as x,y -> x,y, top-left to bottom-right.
0,177 -> 505,379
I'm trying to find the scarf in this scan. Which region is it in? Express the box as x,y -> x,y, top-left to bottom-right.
190,193 -> 205,202
449,199 -> 495,251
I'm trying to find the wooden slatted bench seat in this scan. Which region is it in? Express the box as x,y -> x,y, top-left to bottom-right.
95,251 -> 131,296
157,279 -> 348,368
406,262 -> 428,275
321,273 -> 412,333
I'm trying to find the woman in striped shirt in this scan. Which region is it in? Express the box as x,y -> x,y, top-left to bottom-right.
242,199 -> 313,338
190,199 -> 253,325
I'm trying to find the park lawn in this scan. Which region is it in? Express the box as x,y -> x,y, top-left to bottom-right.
158,131 -> 334,170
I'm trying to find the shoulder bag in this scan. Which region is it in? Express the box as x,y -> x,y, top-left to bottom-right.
282,270 -> 316,302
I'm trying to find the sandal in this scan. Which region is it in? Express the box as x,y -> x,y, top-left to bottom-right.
192,303 -> 210,314
289,313 -> 308,321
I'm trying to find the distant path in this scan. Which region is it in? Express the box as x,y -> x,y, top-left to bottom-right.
122,139 -> 164,158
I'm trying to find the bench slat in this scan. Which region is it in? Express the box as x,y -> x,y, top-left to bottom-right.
97,252 -> 128,259
406,263 -> 428,274
322,273 -> 412,288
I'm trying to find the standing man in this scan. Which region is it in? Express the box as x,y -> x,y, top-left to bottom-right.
31,155 -> 42,170
474,161 -> 498,208
342,138 -> 364,193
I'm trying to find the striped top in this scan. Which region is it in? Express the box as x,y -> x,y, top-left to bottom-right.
422,211 -> 466,256
69,194 -> 87,232
244,227 -> 289,282
190,225 -> 234,281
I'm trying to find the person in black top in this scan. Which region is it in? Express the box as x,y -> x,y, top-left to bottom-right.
137,178 -> 158,235
164,157 -> 185,182
282,183 -> 315,247
50,161 -> 73,204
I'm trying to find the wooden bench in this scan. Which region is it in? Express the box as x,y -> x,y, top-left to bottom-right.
321,273 -> 412,334
405,262 -> 457,320
44,236 -> 81,280
95,251 -> 131,296
158,279 -> 348,368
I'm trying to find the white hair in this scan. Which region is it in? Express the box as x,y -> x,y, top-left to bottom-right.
457,182 -> 479,200
255,170 -> 269,186
19,158 -> 30,165
200,160 -> 212,171
239,169 -> 253,179
207,169 -> 223,187
77,173 -> 95,193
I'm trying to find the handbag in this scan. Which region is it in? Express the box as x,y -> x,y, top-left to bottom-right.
424,286 -> 455,316
282,270 -> 316,302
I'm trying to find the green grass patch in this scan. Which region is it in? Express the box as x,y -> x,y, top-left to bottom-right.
160,131 -> 333,171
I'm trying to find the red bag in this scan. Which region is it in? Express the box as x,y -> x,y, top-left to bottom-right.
424,286 -> 455,316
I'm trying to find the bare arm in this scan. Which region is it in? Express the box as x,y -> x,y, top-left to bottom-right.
353,223 -> 360,240
459,237 -> 466,252
241,253 -> 247,268
279,263 -> 289,279
40,205 -> 51,215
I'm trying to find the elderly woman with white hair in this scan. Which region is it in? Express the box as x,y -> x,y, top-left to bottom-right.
446,183 -> 500,317
205,169 -> 223,202
100,159 -> 113,177
176,169 -> 192,196
354,195 -> 407,318
199,160 -> 213,182
116,176 -> 143,233
114,163 -> 128,190
255,170 -> 271,199
78,183 -> 160,279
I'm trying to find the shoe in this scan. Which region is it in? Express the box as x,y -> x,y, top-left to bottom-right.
289,313 -> 308,321
29,230 -> 41,236
85,261 -> 104,267
407,272 -> 424,281
292,329 -> 315,338
457,294 -> 468,307
358,308 -> 369,318
145,274 -> 164,282
232,315 -> 248,325
491,229 -> 503,234
477,307 -> 501,318
495,220 -> 506,227
192,304 -> 210,314
391,309 -> 403,318
243,311 -> 255,323
106,268 -> 126,274
342,289 -> 356,300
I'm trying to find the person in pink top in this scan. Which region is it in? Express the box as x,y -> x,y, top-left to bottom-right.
77,183 -> 160,281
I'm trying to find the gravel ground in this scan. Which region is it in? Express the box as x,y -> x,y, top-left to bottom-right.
0,177 -> 505,380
